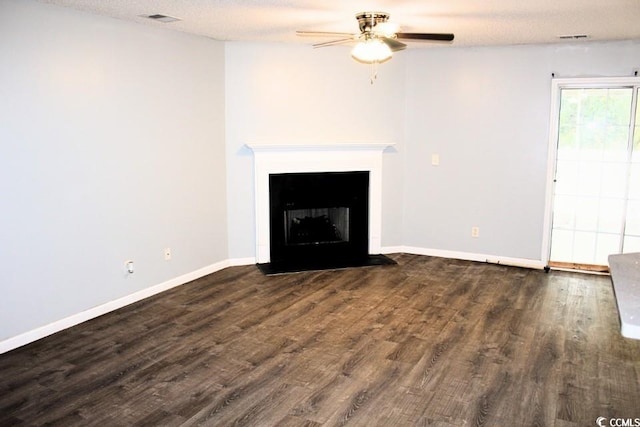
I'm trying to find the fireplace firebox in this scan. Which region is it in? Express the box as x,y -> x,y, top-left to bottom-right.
258,171 -> 394,274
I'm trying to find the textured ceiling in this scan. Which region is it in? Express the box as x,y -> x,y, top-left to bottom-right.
40,0 -> 640,48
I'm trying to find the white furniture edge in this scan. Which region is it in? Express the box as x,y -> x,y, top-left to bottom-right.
608,252 -> 640,340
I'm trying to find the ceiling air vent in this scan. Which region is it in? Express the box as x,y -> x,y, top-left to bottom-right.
144,14 -> 181,23
558,34 -> 589,40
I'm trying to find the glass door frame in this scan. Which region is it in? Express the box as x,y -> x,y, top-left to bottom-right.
542,76 -> 640,268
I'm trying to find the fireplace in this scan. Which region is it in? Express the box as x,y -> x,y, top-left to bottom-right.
268,171 -> 369,272
247,141 -> 396,274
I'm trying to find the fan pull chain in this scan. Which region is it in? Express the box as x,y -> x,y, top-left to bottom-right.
370,61 -> 378,85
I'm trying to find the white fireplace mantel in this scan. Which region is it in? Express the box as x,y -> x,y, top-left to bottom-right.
246,142 -> 393,153
246,142 -> 395,264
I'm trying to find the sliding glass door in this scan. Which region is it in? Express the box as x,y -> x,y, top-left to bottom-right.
548,82 -> 639,269
625,100 -> 640,252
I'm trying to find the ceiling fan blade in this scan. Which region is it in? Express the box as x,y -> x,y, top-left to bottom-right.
381,37 -> 407,52
312,38 -> 355,48
297,31 -> 355,38
396,33 -> 455,42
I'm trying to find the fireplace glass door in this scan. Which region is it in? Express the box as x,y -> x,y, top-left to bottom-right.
284,207 -> 350,246
268,171 -> 369,268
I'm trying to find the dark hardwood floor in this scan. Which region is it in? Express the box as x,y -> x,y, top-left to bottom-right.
1,254 -> 639,426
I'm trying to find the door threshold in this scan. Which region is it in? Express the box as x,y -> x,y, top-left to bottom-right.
548,261 -> 609,274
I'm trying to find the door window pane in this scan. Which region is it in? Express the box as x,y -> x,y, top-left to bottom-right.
550,229 -> 573,260
598,198 -> 625,233
596,233 -> 622,265
576,161 -> 601,195
628,164 -> 640,199
574,197 -> 599,230
623,236 -> 640,253
625,200 -> 640,236
554,160 -> 578,195
573,231 -> 597,264
552,195 -> 575,229
601,162 -> 629,198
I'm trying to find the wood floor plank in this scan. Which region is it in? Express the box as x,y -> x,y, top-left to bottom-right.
1,254 -> 639,426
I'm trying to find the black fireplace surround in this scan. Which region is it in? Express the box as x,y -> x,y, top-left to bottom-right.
257,171 -> 395,274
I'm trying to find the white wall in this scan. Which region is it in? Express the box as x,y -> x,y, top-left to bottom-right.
0,1 -> 228,342
225,42 -> 406,259
403,41 -> 640,261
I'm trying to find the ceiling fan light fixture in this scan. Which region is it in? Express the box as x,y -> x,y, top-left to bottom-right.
351,38 -> 392,64
375,22 -> 400,37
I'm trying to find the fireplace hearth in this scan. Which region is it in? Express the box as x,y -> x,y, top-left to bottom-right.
258,171 -> 395,274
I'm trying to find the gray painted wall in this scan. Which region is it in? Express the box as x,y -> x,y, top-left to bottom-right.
403,41 -> 640,260
0,1 -> 228,341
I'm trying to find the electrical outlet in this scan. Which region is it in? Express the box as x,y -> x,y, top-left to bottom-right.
471,227 -> 480,238
125,260 -> 134,274
164,247 -> 171,261
431,154 -> 440,166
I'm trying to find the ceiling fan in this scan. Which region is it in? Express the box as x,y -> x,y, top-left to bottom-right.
297,12 -> 454,64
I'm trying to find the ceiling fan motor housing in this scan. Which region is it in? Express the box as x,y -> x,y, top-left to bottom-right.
356,12 -> 390,33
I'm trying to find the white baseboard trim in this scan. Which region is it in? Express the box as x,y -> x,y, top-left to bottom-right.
380,246 -> 405,254
0,259 -> 232,355
228,257 -> 256,266
0,249 -> 544,354
382,245 -> 546,270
